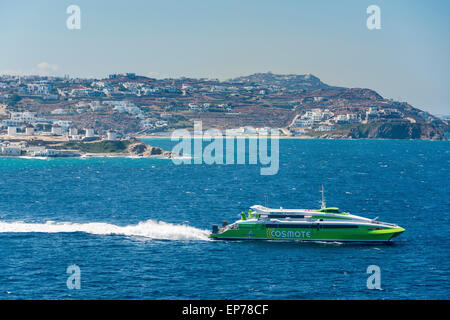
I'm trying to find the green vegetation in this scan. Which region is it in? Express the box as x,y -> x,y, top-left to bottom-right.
7,94 -> 22,106
167,115 -> 193,129
168,120 -> 193,129
350,123 -> 378,137
63,140 -> 132,153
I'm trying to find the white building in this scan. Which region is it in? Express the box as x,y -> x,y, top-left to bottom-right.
7,126 -> 17,136
295,119 -> 314,127
188,103 -> 202,112
55,120 -> 73,128
85,128 -> 95,138
141,119 -> 154,129
27,146 -> 47,157
346,114 -> 359,123
226,128 -> 245,136
333,114 -> 359,124
334,115 -> 348,124
51,125 -> 63,136
26,83 -> 51,95
243,126 -> 257,135
45,149 -> 58,157
0,141 -> 25,156
106,131 -> 118,141
155,120 -> 168,128
313,97 -> 325,102
2,120 -> 21,127
293,128 -> 307,135
70,88 -> 96,97
316,125 -> 334,132
25,126 -> 34,136
69,135 -> 83,141
0,146 -> 22,156
10,111 -> 36,122
366,107 -> 379,119
300,109 -> 333,123
69,127 -> 78,136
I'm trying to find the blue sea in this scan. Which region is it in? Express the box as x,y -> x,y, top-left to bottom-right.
0,139 -> 449,299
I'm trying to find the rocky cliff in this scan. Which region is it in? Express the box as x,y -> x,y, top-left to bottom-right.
128,142 -> 173,157
348,122 -> 446,140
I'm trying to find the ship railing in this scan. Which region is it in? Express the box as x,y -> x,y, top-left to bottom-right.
373,221 -> 398,227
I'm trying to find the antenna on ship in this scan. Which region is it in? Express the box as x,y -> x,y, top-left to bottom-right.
264,194 -> 268,208
320,185 -> 326,209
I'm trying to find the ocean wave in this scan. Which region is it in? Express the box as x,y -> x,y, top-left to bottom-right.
0,219 -> 211,241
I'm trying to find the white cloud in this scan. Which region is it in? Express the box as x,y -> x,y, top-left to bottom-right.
37,62 -> 58,72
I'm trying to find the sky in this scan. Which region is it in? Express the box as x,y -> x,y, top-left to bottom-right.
0,0 -> 449,114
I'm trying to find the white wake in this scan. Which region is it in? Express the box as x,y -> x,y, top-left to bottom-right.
0,219 -> 211,241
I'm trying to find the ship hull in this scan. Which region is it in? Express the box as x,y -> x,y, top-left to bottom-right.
209,223 -> 405,242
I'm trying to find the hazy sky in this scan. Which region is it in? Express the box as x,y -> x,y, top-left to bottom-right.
0,0 -> 449,114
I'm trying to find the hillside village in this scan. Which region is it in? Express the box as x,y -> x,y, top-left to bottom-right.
0,72 -> 448,156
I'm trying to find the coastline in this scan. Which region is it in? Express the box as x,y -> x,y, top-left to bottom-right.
139,134 -> 314,139
137,134 -> 448,141
0,138 -> 175,159
1,135 -> 448,161
0,154 -> 172,160
81,153 -> 172,159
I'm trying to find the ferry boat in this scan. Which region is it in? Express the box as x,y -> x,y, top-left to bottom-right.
210,187 -> 405,242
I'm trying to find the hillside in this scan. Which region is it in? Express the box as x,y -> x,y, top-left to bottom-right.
0,72 -> 448,140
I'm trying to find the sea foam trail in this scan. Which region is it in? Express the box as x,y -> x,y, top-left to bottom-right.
0,219 -> 211,241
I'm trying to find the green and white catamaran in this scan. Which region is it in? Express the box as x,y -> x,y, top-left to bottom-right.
210,187 -> 405,242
